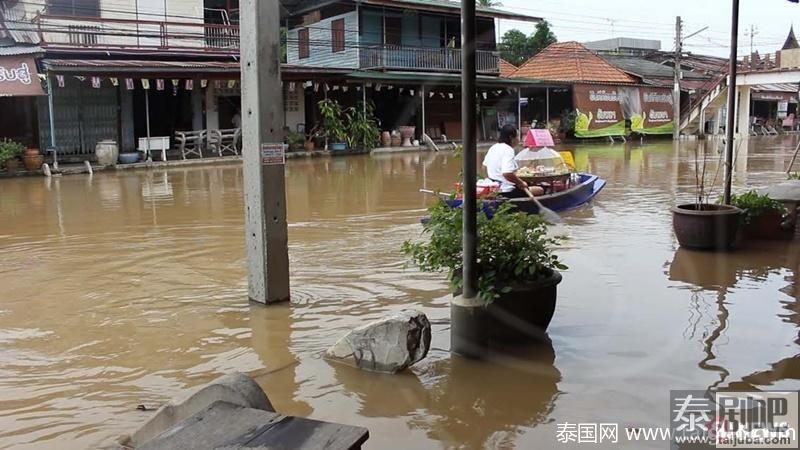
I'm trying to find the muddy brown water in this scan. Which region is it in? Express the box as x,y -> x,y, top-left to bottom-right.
0,137 -> 798,449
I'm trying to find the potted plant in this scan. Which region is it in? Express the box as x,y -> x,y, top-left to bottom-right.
671,143 -> 742,250
345,101 -> 380,151
318,99 -> 348,151
23,146 -> 44,171
0,139 -> 25,173
402,200 -> 566,358
285,128 -> 306,152
728,190 -> 791,240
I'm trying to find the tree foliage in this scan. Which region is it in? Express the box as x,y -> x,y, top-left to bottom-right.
500,20 -> 558,66
476,0 -> 502,7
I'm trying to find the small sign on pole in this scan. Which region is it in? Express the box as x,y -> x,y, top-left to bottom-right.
260,143 -> 285,166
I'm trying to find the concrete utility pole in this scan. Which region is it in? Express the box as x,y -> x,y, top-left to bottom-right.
240,0 -> 290,304
461,0 -> 478,301
673,16 -> 682,140
723,0 -> 741,205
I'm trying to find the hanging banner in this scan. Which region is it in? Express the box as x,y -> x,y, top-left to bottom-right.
573,84 -> 626,138
632,87 -> 674,135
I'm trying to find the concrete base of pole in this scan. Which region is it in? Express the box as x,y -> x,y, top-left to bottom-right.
450,296 -> 488,359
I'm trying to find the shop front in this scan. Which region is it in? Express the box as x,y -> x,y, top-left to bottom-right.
0,55 -> 45,148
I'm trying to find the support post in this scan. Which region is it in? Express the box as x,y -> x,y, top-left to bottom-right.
47,74 -> 58,169
240,0 -> 290,304
673,16 -> 682,140
723,0 -> 740,205
736,86 -> 751,139
145,88 -> 152,160
698,106 -> 706,136
421,85 -> 426,137
545,87 -> 550,124
714,108 -> 723,136
191,81 -> 203,130
461,0 -> 477,299
517,88 -> 522,132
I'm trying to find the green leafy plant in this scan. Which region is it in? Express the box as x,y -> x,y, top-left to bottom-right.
317,99 -> 348,144
284,128 -> 305,151
402,200 -> 566,303
0,138 -> 24,166
558,110 -> 576,136
727,190 -> 787,224
345,101 -> 380,150
788,172 -> 800,180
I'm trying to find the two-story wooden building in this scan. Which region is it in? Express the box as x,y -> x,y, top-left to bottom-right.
2,0 -> 542,161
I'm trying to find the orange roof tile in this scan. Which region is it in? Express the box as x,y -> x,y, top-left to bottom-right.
499,59 -> 518,77
511,41 -> 639,84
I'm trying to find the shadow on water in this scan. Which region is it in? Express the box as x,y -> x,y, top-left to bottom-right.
667,241 -> 800,392
332,340 -> 561,449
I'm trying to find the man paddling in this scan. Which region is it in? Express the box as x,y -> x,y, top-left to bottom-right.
482,124 -> 544,199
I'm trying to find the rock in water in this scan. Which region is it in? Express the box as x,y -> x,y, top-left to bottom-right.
325,310 -> 431,374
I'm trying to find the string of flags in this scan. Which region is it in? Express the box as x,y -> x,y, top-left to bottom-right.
49,75 -> 516,100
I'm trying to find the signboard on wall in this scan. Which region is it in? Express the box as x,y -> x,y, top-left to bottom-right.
633,87 -> 674,135
0,56 -> 45,97
572,84 -> 626,138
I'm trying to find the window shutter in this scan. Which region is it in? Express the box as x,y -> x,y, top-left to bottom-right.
331,19 -> 345,53
298,28 -> 310,59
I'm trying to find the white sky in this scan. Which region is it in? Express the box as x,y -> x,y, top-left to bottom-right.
494,0 -> 800,58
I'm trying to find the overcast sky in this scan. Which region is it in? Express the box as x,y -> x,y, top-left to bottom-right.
494,0 -> 800,58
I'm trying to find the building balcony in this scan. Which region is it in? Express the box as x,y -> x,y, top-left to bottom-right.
359,45 -> 500,74
35,14 -> 239,56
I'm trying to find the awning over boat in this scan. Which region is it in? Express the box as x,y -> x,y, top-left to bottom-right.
0,56 -> 45,97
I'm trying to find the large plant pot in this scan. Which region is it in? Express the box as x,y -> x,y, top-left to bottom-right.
381,131 -> 391,147
23,154 -> 44,171
451,271 -> 562,358
329,142 -> 347,152
4,157 -> 21,174
399,126 -> 416,147
24,148 -> 40,158
303,140 -> 315,152
118,152 -> 140,164
742,210 -> 792,240
671,204 -> 743,250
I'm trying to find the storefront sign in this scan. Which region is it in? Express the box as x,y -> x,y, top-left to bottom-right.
0,56 -> 45,97
572,84 -> 626,138
633,87 -> 674,135
752,91 -> 797,103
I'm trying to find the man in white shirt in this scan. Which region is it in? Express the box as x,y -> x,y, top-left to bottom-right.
482,124 -> 543,198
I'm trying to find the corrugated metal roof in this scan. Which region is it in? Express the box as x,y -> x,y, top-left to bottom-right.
41,59 -> 355,76
603,55 -> 707,80
0,3 -> 41,45
511,42 -> 639,84
0,45 -> 42,56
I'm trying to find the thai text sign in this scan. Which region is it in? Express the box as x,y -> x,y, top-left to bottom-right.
0,56 -> 45,97
572,84 -> 626,138
260,143 -> 285,166
633,87 -> 674,135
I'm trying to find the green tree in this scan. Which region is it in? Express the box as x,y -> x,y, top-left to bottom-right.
499,29 -> 530,66
499,21 -> 557,66
529,20 -> 557,56
476,0 -> 502,7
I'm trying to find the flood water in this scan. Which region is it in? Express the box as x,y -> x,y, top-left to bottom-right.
1,136 -> 799,449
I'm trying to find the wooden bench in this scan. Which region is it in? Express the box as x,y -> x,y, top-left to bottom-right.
208,128 -> 241,157
138,401 -> 369,450
174,130 -> 206,160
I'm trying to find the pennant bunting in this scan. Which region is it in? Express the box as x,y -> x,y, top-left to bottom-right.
91,77 -> 101,88
303,81 -> 312,88
185,79 -> 194,90
356,86 -> 361,91
200,79 -> 208,88
399,87 -> 404,93
125,78 -> 134,90
141,79 -> 150,90
227,79 -> 236,89
156,79 -> 165,91
75,76 -> 86,82
448,93 -> 453,99
410,89 -> 415,96
482,92 -> 487,99
288,82 -> 295,92
313,83 -> 319,92
332,85 -> 339,91
342,86 -> 348,92
56,75 -> 65,88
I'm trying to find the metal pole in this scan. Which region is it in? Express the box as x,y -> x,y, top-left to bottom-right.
362,82 -> 367,116
723,0 -> 740,205
240,0 -> 290,304
517,88 -> 521,132
461,0 -> 477,300
145,87 -> 152,159
673,16 -> 682,140
421,85 -> 426,137
46,73 -> 58,169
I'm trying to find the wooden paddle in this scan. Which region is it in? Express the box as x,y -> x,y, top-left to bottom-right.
523,187 -> 564,224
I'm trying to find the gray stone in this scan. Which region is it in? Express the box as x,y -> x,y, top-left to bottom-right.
119,372 -> 273,448
325,309 -> 431,374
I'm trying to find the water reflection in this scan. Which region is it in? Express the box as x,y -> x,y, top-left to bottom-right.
333,342 -> 560,449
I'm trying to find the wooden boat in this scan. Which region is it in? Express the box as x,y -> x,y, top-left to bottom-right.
425,173 -> 606,216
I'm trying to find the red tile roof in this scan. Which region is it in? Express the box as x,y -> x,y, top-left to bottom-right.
511,41 -> 639,84
499,59 -> 518,77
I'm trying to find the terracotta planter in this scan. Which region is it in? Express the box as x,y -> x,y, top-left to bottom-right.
24,148 -> 40,157
671,203 -> 742,250
390,135 -> 402,147
303,140 -> 315,152
451,271 -> 562,358
23,154 -> 44,171
742,210 -> 792,240
381,131 -> 391,147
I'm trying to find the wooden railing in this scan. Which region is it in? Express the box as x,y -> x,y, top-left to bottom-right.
35,14 -> 239,55
359,45 -> 499,73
